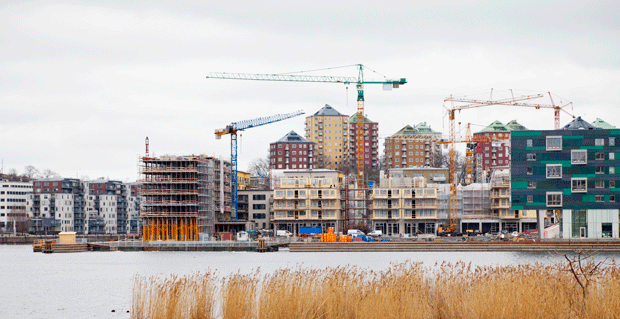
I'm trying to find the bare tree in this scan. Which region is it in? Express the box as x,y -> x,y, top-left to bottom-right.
42,169 -> 59,178
248,157 -> 269,177
7,168 -> 18,181
24,165 -> 40,179
7,209 -> 29,235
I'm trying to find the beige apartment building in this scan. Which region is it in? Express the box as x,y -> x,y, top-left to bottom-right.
384,122 -> 441,169
304,104 -> 349,170
271,169 -> 345,234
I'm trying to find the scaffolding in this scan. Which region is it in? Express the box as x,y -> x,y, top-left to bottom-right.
139,155 -> 220,241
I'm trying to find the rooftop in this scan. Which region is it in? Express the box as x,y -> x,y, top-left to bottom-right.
591,118 -> 616,129
505,120 -> 528,131
275,130 -> 311,143
348,114 -> 376,124
414,122 -> 441,134
311,104 -> 345,117
561,116 -> 598,130
477,120 -> 510,133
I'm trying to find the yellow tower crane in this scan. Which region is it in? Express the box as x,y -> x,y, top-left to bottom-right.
440,90 -> 575,234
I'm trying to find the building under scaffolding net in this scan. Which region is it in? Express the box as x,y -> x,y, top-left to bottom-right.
139,154 -> 229,241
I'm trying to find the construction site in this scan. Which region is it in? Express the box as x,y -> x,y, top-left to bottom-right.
139,153 -> 231,241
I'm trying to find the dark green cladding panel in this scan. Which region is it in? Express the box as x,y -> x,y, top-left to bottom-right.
582,194 -> 595,203
511,181 -> 527,189
512,131 -> 543,137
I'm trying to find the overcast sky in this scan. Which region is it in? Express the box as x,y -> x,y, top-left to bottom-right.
2,0 -> 619,181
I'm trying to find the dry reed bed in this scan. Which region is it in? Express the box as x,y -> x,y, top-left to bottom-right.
132,259 -> 620,319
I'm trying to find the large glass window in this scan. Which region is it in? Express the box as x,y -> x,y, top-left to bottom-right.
596,167 -> 605,174
595,152 -> 605,160
609,137 -> 615,146
571,178 -> 587,193
595,180 -> 605,188
571,150 -> 587,164
546,192 -> 562,207
546,136 -> 562,151
527,181 -> 536,189
546,164 -> 562,179
595,138 -> 605,146
527,167 -> 533,175
527,139 -> 533,147
527,153 -> 536,161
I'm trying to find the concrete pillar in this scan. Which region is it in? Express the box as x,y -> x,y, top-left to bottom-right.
538,210 -> 544,239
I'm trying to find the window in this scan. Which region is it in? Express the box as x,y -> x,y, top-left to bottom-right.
527,139 -> 533,147
610,181 -> 616,188
571,178 -> 587,193
527,195 -> 533,203
611,194 -> 616,202
571,150 -> 587,164
527,181 -> 536,189
595,138 -> 605,146
546,136 -> 562,151
546,164 -> 562,179
252,194 -> 266,201
610,137 -> 615,146
596,167 -> 605,174
595,153 -> 605,160
527,167 -> 533,175
527,153 -> 536,161
610,153 -> 615,160
252,204 -> 266,210
611,167 -> 616,174
546,192 -> 562,207
595,180 -> 605,188
595,195 -> 604,202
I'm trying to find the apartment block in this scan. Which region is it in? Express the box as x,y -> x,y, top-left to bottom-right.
270,131 -> 315,170
370,175 -> 439,235
140,155 -> 231,240
511,117 -> 620,238
384,123 -> 441,169
272,170 -> 344,234
239,189 -> 272,230
304,104 -> 349,170
0,180 -> 32,232
473,120 -> 527,181
346,114 -> 379,169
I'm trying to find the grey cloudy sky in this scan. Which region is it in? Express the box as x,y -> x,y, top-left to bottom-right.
2,0 -> 619,181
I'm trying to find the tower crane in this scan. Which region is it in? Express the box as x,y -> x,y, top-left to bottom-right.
207,64 -> 406,194
440,90 -> 575,234
215,110 -> 305,220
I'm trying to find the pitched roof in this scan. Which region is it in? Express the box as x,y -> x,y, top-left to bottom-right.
591,118 -> 616,129
505,120 -> 528,131
413,122 -> 441,134
390,125 -> 418,137
476,120 -> 510,133
561,116 -> 598,130
348,114 -> 376,124
312,104 -> 345,116
276,131 -> 311,143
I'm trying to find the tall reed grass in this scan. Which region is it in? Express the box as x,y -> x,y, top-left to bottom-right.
132,259 -> 620,319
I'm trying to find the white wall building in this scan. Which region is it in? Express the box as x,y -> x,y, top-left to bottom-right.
0,180 -> 32,232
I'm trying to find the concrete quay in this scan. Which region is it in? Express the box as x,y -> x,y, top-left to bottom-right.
88,239 -> 288,252
288,241 -> 620,252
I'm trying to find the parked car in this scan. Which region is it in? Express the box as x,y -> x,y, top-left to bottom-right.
511,231 -> 519,237
347,229 -> 365,237
367,230 -> 383,237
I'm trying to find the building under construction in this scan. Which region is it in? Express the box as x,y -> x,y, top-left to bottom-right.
140,154 -> 231,241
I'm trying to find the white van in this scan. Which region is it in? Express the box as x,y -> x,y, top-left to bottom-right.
276,230 -> 292,237
347,229 -> 365,236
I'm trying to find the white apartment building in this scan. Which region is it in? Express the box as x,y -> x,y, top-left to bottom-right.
0,180 -> 32,232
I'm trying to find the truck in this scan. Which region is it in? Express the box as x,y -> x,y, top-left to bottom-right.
299,227 -> 322,237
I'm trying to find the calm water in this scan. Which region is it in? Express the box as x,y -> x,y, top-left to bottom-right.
1,245 -> 616,318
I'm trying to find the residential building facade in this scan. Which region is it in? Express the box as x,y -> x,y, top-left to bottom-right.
270,131 -> 315,170
272,170 -> 344,234
473,120 -> 527,182
304,105 -> 349,170
511,117 -> 620,238
346,114 -> 379,169
384,123 -> 441,169
0,180 -> 32,233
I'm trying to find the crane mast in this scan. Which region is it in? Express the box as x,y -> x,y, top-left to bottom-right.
215,110 -> 305,220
